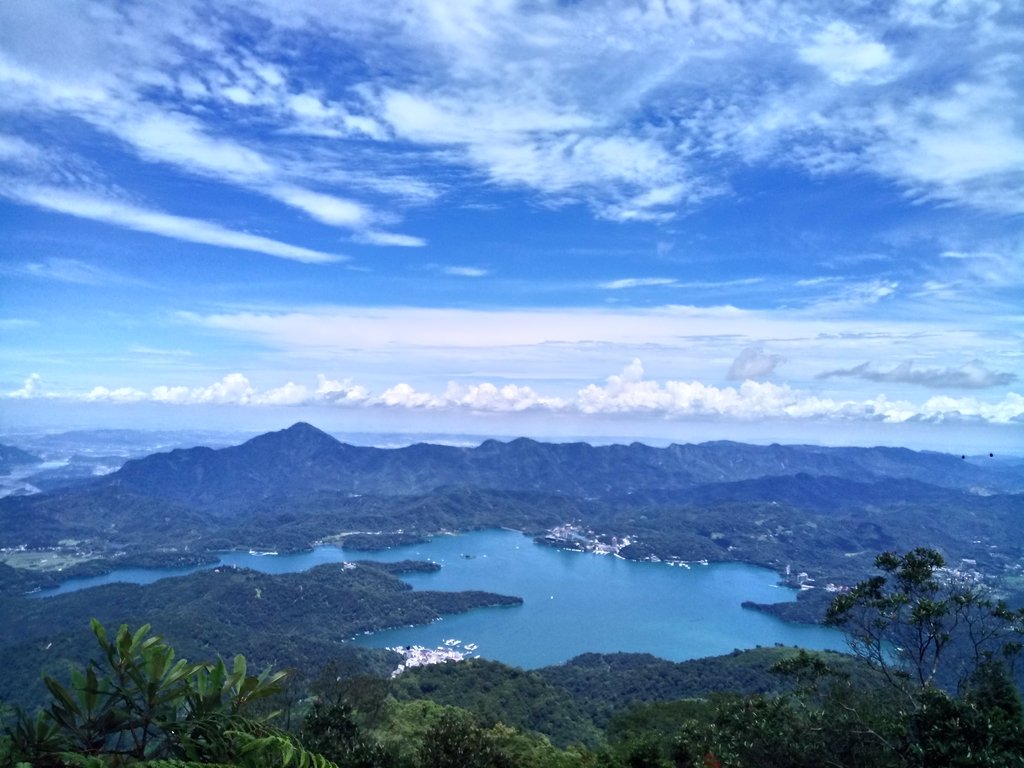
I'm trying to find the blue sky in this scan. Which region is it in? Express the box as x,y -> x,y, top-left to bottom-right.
1,0 -> 1022,449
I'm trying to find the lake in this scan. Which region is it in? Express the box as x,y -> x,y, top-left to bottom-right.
39,529 -> 846,668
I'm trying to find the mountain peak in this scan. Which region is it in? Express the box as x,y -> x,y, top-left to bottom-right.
284,421 -> 330,437
244,422 -> 341,451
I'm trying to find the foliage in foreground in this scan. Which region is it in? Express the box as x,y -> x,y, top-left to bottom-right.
0,619 -> 330,768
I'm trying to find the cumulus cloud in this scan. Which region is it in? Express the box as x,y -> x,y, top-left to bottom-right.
116,374 -> 372,407
727,347 -> 785,380
573,360 -> 1023,423
443,381 -> 565,412
576,360 -> 803,419
151,374 -> 258,405
817,360 -> 1018,389
84,386 -> 148,403
7,373 -> 42,399
378,382 -> 439,409
5,362 -> 1023,425
315,374 -> 370,404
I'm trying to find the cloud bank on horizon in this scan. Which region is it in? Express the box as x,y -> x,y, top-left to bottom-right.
7,362 -> 1023,428
1,0 -> 1021,442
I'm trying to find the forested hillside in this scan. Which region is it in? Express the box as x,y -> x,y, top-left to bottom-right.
2,426 -> 1023,765
2,424 -> 1022,622
4,548 -> 1024,766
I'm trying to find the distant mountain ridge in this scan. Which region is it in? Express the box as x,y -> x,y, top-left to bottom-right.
0,443 -> 41,473
2,422 -> 1023,633
100,422 -> 1020,511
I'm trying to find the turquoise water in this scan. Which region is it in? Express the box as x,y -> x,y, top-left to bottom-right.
38,530 -> 846,667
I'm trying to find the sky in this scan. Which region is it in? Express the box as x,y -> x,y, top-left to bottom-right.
1,0 -> 1022,451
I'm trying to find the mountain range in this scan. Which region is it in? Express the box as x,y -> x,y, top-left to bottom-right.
100,422 -> 1021,510
1,423 -> 1022,613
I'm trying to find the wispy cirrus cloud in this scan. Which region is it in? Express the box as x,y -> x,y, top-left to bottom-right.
5,257 -> 148,287
817,360 -> 1018,390
173,304 -> 1010,376
799,280 -> 899,313
443,266 -> 489,277
0,318 -> 39,330
599,277 -> 764,291
600,278 -> 678,290
3,0 -> 1021,239
354,231 -> 428,248
0,25 -> 423,245
3,184 -> 342,264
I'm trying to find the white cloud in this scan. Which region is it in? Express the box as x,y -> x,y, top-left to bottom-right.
380,90 -> 593,145
600,278 -> 677,290
378,382 -> 440,409
151,374 -> 257,405
356,231 -> 428,247
817,360 -> 1017,389
3,184 -> 342,264
84,385 -> 148,403
802,280 -> 899,313
114,110 -> 274,181
0,45 -> 408,240
0,133 -> 42,165
130,346 -> 193,359
0,318 -> 38,330
799,22 -> 893,85
7,373 -> 42,399
270,185 -> 370,228
316,374 -> 370,404
443,266 -> 488,277
3,0 -> 1021,230
181,305 -> 765,352
572,360 -> 1023,423
443,381 -> 565,412
728,348 -> 785,380
7,362 -> 1023,425
256,381 -> 312,406
11,257 -> 146,286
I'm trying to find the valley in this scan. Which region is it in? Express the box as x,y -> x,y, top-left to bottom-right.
1,423 -> 1023,766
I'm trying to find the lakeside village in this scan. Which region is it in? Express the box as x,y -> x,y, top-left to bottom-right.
388,639 -> 480,678
535,523 -> 991,596
2,524 -> 998,609
537,523 -> 837,591
540,523 -> 708,566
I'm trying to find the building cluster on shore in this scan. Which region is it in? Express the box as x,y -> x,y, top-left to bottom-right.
543,523 -> 633,556
388,639 -> 480,677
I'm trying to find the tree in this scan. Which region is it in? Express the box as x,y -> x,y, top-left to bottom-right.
300,699 -> 390,768
418,709 -> 511,768
4,619 -> 336,768
824,548 -> 1024,766
825,548 -> 1023,698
